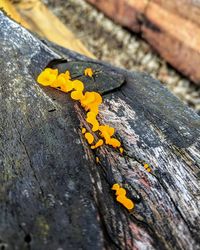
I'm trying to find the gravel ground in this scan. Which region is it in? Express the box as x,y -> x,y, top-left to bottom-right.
43,0 -> 200,114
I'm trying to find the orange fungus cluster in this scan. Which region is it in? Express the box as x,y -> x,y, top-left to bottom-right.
84,67 -> 93,77
37,67 -> 134,210
112,183 -> 134,210
37,67 -> 122,151
144,163 -> 151,172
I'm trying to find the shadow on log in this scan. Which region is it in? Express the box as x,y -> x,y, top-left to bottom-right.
0,11 -> 200,250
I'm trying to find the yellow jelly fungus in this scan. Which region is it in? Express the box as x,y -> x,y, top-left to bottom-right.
91,139 -> 104,149
87,111 -> 96,119
64,70 -> 71,80
93,92 -> 102,105
99,125 -> 117,145
144,163 -> 151,172
37,68 -> 122,151
52,73 -> 66,88
91,120 -> 100,132
86,112 -> 99,132
89,106 -> 99,115
116,195 -> 134,210
112,183 -> 134,210
82,128 -> 86,134
99,125 -> 114,137
84,67 -> 93,77
108,138 -> 121,148
112,183 -> 120,191
96,157 -> 100,163
71,90 -> 84,101
85,132 -> 94,144
60,80 -> 74,93
81,92 -> 96,106
116,188 -> 126,196
73,80 -> 84,92
37,68 -> 58,86
119,147 -> 124,154
82,92 -> 102,114
101,131 -> 110,144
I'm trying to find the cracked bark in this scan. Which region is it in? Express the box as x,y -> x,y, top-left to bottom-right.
0,11 -> 200,250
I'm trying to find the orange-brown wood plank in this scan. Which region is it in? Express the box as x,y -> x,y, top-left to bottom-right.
87,0 -> 200,84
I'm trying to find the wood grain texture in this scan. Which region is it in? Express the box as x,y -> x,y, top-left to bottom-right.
86,0 -> 200,84
0,11 -> 200,250
0,0 -> 30,29
152,0 -> 200,26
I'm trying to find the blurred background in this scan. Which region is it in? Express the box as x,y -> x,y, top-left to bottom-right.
2,0 -> 200,114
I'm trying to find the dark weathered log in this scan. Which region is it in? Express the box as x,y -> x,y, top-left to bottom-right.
86,0 -> 200,85
0,11 -> 200,250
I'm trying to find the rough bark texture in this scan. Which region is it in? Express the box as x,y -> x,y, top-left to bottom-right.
86,0 -> 200,85
0,11 -> 200,250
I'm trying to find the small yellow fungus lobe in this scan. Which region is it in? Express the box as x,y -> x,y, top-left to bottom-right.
111,183 -> 134,210
73,80 -> 84,92
91,139 -> 104,149
86,111 -> 99,132
96,157 -> 100,163
116,196 -> 134,210
144,163 -> 151,173
119,147 -> 124,154
50,73 -> 63,88
112,183 -> 120,191
85,132 -> 94,144
37,68 -> 58,86
84,67 -> 93,77
81,92 -> 95,106
70,80 -> 85,100
99,125 -> 114,144
64,70 -> 71,80
81,92 -> 102,114
116,188 -> 126,196
108,138 -> 121,148
71,90 -> 84,100
98,125 -> 121,148
82,128 -> 86,134
60,79 -> 74,93
99,125 -> 114,137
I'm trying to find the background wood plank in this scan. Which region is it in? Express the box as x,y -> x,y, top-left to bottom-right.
87,0 -> 200,84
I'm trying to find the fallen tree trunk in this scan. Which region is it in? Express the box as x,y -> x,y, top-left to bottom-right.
0,11 -> 200,250
86,0 -> 200,85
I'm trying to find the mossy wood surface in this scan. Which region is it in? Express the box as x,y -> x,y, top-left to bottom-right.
0,12 -> 200,250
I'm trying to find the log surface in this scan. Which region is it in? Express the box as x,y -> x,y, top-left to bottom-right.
0,11 -> 200,250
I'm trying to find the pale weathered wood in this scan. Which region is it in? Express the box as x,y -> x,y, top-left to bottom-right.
87,0 -> 200,84
0,0 -> 30,29
0,0 -> 95,58
0,11 -> 200,250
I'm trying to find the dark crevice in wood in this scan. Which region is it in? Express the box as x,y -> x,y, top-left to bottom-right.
13,120 -> 45,199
